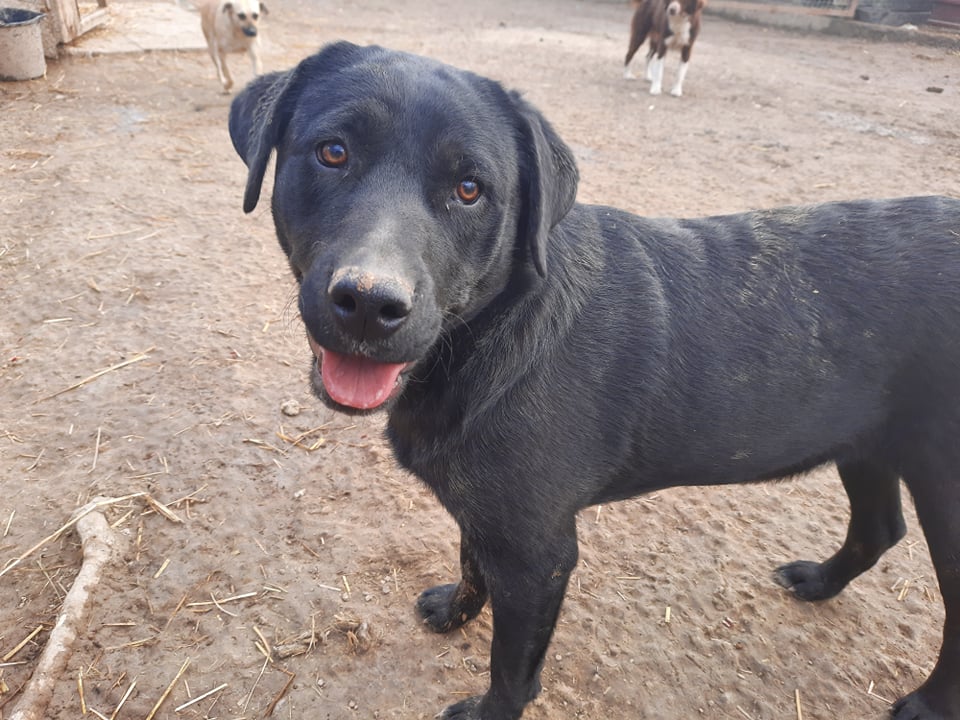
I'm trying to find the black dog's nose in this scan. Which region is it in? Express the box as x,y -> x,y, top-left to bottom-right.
328,269 -> 413,342
242,25 -> 257,37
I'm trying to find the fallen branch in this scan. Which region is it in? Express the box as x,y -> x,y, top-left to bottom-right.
9,499 -> 122,720
0,491 -> 184,580
0,493 -> 144,580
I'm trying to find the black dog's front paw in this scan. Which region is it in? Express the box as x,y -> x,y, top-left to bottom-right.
436,696 -> 483,719
773,561 -> 844,601
416,582 -> 486,633
417,583 -> 462,632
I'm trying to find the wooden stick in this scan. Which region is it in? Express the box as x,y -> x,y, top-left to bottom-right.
110,681 -> 136,720
86,227 -> 147,240
241,657 -> 269,713
36,349 -> 154,403
264,670 -> 295,717
144,495 -> 183,524
90,427 -> 102,472
185,591 -> 257,608
0,493 -> 176,580
153,559 -> 171,579
144,658 -> 190,720
77,668 -> 87,715
3,626 -> 44,662
173,683 -> 227,712
209,592 -> 238,618
253,627 -> 272,660
7,507 -> 120,720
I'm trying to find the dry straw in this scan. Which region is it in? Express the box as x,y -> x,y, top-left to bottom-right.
35,348 -> 154,403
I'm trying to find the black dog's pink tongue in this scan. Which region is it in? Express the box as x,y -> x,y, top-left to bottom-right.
316,345 -> 406,410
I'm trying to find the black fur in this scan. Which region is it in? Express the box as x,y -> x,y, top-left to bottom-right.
230,42 -> 960,720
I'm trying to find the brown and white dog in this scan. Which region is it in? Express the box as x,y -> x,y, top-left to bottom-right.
624,0 -> 705,97
197,0 -> 267,93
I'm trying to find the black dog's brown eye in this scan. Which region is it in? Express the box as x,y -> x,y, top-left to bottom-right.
456,179 -> 481,204
317,142 -> 348,168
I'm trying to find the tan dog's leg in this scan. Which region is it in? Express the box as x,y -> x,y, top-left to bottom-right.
201,21 -> 229,92
217,50 -> 233,92
249,41 -> 263,77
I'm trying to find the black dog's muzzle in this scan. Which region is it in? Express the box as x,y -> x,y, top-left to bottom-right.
327,267 -> 413,344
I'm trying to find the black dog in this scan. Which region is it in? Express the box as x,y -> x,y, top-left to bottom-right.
229,42 -> 960,720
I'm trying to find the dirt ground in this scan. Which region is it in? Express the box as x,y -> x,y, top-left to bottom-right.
2,1 -> 959,718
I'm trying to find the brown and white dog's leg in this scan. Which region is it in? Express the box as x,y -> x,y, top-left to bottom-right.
623,9 -> 650,80
671,9 -> 701,97
670,59 -> 688,96
648,50 -> 666,95
670,30 -> 697,96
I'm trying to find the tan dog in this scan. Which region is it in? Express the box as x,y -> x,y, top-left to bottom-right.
198,0 -> 267,92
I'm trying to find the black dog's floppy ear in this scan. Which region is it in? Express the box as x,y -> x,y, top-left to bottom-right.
512,93 -> 579,278
229,42 -> 369,214
229,69 -> 299,213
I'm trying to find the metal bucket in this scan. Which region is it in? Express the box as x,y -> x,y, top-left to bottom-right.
0,8 -> 46,81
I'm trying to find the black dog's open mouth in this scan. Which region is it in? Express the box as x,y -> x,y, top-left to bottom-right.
307,335 -> 411,411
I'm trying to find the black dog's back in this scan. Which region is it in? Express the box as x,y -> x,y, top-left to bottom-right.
424,195 -> 960,510
544,197 -> 960,497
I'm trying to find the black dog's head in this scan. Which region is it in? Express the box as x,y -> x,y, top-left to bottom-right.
229,42 -> 578,414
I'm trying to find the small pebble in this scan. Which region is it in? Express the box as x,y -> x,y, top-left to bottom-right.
280,399 -> 301,416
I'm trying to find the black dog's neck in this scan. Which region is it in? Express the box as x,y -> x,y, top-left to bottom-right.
387,278 -> 536,454
386,219 -> 599,475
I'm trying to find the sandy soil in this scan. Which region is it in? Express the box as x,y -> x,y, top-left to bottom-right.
2,1 -> 959,718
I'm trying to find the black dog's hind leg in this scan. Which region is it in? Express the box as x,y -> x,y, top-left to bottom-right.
438,528 -> 579,720
417,531 -> 489,633
892,448 -> 960,719
775,458 -> 906,601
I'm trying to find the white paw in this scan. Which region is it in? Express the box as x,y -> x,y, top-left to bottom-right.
649,85 -> 662,96
670,86 -> 683,97
623,67 -> 636,80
